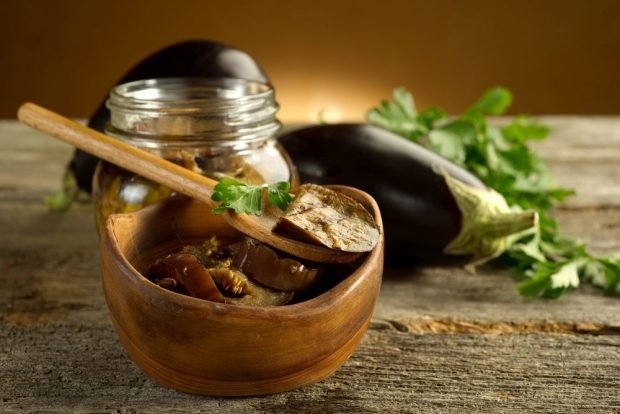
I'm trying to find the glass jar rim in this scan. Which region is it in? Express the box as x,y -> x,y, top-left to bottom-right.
105,77 -> 280,141
107,77 -> 275,114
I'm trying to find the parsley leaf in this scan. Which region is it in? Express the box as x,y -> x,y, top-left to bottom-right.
367,86 -> 620,298
517,261 -> 580,298
466,87 -> 513,116
366,86 -> 428,139
267,181 -> 294,211
428,120 -> 476,165
211,177 -> 293,215
502,115 -> 551,143
582,258 -> 620,294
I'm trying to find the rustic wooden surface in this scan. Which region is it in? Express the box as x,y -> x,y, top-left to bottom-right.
1,118 -> 619,413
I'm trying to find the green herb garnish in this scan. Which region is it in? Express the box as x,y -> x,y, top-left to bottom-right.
368,86 -> 620,298
211,177 -> 293,215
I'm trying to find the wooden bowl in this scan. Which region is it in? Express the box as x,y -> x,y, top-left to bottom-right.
99,187 -> 384,396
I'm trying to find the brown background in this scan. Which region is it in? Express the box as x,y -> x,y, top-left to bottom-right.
2,0 -> 620,122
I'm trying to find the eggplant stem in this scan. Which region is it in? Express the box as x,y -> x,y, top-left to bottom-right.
442,173 -> 539,267
478,210 -> 538,239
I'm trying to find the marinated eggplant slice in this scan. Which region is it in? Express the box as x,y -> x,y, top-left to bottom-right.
208,265 -> 250,296
274,184 -> 380,253
210,267 -> 293,307
147,253 -> 227,302
154,277 -> 178,290
146,239 -> 294,306
233,238 -> 321,292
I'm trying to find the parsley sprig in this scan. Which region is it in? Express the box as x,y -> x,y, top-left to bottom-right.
211,177 -> 293,215
368,87 -> 620,298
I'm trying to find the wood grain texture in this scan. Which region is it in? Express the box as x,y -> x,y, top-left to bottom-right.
1,118 -> 620,412
2,324 -> 619,413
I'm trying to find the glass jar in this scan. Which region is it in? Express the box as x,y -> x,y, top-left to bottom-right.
92,77 -> 297,231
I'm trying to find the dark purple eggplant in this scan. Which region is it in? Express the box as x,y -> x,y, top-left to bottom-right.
278,124 -> 537,267
71,40 -> 269,193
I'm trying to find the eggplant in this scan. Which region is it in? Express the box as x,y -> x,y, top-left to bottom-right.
278,124 -> 537,267
233,238 -> 321,292
147,242 -> 294,306
71,40 -> 269,193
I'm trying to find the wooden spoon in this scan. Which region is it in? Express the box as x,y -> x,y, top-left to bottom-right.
17,102 -> 363,264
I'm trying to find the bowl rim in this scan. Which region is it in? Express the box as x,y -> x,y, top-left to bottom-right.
103,186 -> 384,319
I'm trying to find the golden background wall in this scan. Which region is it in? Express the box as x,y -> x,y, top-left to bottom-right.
2,0 -> 619,122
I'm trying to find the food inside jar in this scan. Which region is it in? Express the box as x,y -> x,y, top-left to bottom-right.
95,151 -> 269,230
141,236 -> 336,306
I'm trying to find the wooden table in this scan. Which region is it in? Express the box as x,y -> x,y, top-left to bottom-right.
1,118 -> 619,413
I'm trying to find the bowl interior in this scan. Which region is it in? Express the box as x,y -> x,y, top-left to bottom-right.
106,187 -> 383,312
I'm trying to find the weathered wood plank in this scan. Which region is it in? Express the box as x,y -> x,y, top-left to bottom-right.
2,323 -> 619,413
530,117 -> 620,208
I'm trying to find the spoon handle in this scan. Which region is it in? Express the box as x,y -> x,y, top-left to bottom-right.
17,102 -> 219,205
